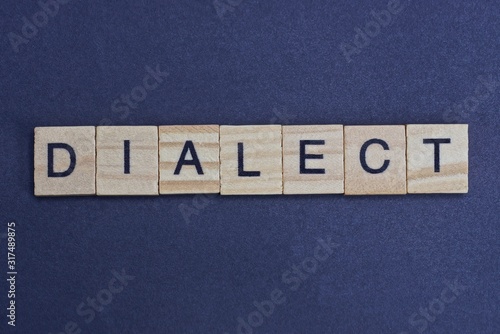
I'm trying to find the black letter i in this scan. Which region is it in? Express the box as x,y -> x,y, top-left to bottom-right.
124,140 -> 130,174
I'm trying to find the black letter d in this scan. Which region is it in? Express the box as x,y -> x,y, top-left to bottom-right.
47,143 -> 76,177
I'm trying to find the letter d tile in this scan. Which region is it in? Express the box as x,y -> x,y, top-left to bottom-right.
34,126 -> 96,196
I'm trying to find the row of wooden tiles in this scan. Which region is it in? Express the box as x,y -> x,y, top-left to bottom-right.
34,124 -> 468,196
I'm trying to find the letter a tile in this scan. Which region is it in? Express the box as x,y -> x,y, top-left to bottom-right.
159,125 -> 219,194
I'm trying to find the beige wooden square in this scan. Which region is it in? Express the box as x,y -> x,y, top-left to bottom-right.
159,125 -> 219,194
344,125 -> 406,195
96,126 -> 158,195
34,126 -> 96,196
407,124 -> 468,193
220,125 -> 282,195
283,125 -> 344,194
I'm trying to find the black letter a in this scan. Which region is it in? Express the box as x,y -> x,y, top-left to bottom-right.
174,141 -> 204,175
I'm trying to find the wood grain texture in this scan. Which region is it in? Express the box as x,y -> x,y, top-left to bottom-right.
344,125 -> 406,195
407,124 -> 468,193
220,125 -> 282,195
96,126 -> 158,195
159,125 -> 219,194
283,125 -> 344,194
34,126 -> 96,196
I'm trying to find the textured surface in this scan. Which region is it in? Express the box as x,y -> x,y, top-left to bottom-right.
407,124 -> 469,193
0,0 -> 499,333
159,125 -> 220,194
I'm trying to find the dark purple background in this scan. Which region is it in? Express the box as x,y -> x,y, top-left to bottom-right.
0,0 -> 499,333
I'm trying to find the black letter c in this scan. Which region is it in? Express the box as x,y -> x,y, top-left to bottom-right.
359,138 -> 390,174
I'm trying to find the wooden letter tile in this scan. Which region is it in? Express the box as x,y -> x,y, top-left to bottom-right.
159,125 -> 219,194
34,126 -> 96,196
407,124 -> 468,193
220,125 -> 282,195
96,126 -> 158,195
344,125 -> 406,195
283,125 -> 344,194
